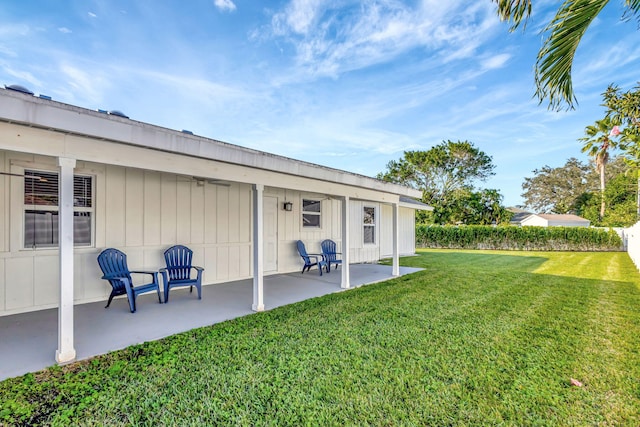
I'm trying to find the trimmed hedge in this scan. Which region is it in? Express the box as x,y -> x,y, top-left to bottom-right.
416,225 -> 623,251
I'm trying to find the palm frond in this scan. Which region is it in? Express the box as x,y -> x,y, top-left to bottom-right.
535,0 -> 609,110
493,0 -> 533,30
623,0 -> 640,24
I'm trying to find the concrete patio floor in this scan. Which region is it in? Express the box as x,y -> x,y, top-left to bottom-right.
0,264 -> 422,381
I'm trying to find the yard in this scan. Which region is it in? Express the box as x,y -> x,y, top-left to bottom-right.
1,249 -> 639,426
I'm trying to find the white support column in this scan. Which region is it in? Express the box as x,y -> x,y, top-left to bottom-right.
341,195 -> 351,289
252,184 -> 265,311
56,157 -> 76,364
392,202 -> 400,277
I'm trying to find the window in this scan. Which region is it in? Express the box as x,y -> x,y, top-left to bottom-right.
363,206 -> 376,244
24,169 -> 94,248
302,199 -> 321,228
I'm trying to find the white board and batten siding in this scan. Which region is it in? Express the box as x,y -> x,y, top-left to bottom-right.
0,152 -> 254,315
380,204 -> 416,258
266,189 -> 342,274
348,200 -> 379,263
0,150 -> 418,316
348,202 -> 417,263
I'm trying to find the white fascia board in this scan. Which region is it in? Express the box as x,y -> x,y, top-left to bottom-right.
0,90 -> 421,199
0,122 -> 400,204
399,201 -> 433,211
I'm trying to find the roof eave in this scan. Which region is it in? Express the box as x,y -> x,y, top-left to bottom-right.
0,88 -> 421,199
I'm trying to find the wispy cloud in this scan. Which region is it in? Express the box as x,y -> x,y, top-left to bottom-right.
1,65 -> 42,87
88,12 -> 97,18
134,68 -> 251,104
58,27 -> 72,34
214,0 -> 236,12
59,63 -> 108,103
0,23 -> 31,38
481,53 -> 511,70
577,35 -> 640,83
0,44 -> 17,57
272,0 -> 325,35
265,0 -> 499,82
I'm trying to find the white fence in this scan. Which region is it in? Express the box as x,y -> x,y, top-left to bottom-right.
625,222 -> 640,270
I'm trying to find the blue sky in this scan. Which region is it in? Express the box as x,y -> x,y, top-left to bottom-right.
1,1 -> 638,207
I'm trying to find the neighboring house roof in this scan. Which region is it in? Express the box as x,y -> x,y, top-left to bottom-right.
509,212 -> 533,224
536,214 -> 589,222
521,213 -> 590,227
507,207 -> 533,225
508,205 -> 591,227
0,87 -> 421,201
399,196 -> 433,211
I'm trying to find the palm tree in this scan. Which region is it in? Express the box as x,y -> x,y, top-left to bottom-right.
580,117 -> 620,220
493,0 -> 640,110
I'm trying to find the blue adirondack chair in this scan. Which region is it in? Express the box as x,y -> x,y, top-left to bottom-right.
321,239 -> 342,272
296,240 -> 327,275
160,245 -> 204,303
97,248 -> 162,313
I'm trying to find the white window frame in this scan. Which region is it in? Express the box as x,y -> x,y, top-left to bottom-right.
23,168 -> 95,249
302,198 -> 322,229
363,205 -> 376,245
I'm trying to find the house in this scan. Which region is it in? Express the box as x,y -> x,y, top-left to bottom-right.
507,207 -> 590,228
520,213 -> 590,227
507,207 -> 532,226
0,86 -> 429,365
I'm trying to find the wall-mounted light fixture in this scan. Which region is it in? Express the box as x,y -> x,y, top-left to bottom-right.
283,201 -> 293,211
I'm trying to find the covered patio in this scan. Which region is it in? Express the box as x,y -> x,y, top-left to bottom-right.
0,263 -> 421,381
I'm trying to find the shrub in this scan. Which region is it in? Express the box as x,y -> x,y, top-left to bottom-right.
416,225 -> 623,251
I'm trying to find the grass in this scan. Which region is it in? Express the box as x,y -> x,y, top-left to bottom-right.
1,249 -> 640,426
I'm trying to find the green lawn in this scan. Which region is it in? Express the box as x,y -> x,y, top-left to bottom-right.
1,249 -> 639,426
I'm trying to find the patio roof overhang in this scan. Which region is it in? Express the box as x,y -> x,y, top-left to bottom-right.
0,88 -> 421,203
0,87 -> 420,368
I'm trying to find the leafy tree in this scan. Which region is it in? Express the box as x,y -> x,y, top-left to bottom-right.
522,156 -> 634,225
603,83 -> 640,137
521,158 -> 596,213
603,83 -> 640,218
377,140 -> 495,207
604,155 -> 633,177
435,188 -> 512,225
378,140 -> 503,225
579,116 -> 621,219
578,170 -> 637,226
494,0 -> 640,110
